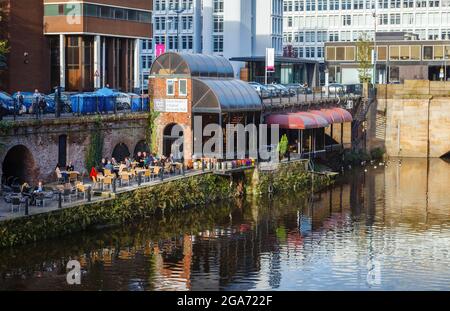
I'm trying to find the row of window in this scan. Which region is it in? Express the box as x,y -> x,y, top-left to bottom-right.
284,29 -> 450,44
167,79 -> 188,97
291,46 -> 325,58
44,4 -> 152,23
154,0 -> 194,11
154,16 -> 194,31
283,0 -> 448,11
326,45 -> 450,61
154,35 -> 195,50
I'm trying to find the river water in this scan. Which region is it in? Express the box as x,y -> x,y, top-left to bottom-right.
0,158 -> 449,291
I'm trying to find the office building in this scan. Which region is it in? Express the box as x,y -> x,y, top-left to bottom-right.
283,0 -> 450,84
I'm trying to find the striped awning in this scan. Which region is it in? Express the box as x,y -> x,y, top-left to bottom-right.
266,108 -> 352,130
266,112 -> 329,130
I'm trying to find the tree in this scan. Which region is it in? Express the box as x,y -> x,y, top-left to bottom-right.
356,33 -> 372,83
277,134 -> 289,159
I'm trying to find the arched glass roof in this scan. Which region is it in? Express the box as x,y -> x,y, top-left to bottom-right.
192,78 -> 262,113
150,52 -> 234,78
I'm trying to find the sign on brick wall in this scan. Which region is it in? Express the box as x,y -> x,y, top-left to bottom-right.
154,99 -> 188,113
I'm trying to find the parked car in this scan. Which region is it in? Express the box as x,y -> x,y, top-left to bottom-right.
248,82 -> 270,99
285,84 -> 313,95
271,84 -> 291,97
323,83 -> 345,95
265,84 -> 281,97
344,84 -> 363,95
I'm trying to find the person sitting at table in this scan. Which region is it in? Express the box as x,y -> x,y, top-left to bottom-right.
111,157 -> 118,166
66,161 -> 75,172
55,164 -> 68,183
89,167 -> 98,183
124,157 -> 132,169
138,152 -> 145,168
146,153 -> 155,167
168,154 -> 175,164
97,158 -> 106,175
105,160 -> 114,172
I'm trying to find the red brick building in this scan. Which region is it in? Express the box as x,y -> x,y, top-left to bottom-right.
149,52 -> 262,163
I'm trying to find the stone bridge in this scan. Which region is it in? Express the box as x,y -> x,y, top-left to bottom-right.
367,80 -> 450,158
0,114 -> 149,184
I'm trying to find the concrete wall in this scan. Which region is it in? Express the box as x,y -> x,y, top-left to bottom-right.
372,80 -> 450,158
0,115 -> 148,184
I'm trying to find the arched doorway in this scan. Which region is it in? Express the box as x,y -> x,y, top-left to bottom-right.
163,123 -> 184,159
112,143 -> 130,163
2,145 -> 36,185
134,140 -> 150,157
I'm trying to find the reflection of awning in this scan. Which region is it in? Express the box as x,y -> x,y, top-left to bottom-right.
266,112 -> 329,130
266,108 -> 352,130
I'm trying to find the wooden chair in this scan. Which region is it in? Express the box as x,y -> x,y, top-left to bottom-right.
76,183 -> 87,200
120,173 -> 131,187
69,172 -> 78,183
103,176 -> 113,191
143,169 -> 151,182
104,169 -> 113,177
151,167 -> 161,180
11,196 -> 21,213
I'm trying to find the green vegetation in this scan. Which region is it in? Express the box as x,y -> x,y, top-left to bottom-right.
0,120 -> 13,135
370,147 -> 385,160
356,33 -> 372,83
85,117 -> 104,171
0,40 -> 9,70
146,106 -> 160,154
278,134 -> 289,158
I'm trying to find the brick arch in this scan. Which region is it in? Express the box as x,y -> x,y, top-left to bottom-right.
1,144 -> 38,185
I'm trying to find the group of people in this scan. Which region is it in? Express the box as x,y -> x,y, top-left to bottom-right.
55,161 -> 76,183
11,90 -> 47,118
88,152 -> 180,182
20,180 -> 45,206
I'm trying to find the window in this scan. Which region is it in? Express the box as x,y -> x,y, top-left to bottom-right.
390,0 -> 401,7
213,16 -> 224,32
326,47 -> 336,61
343,15 -> 352,26
411,46 -> 421,60
390,46 -> 400,60
403,0 -> 414,6
390,13 -> 400,25
342,0 -> 352,9
423,46 -> 433,60
379,14 -> 388,25
213,35 -> 223,53
179,79 -> 187,96
167,79 -> 175,96
214,0 -> 224,12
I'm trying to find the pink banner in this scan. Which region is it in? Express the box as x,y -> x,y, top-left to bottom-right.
156,44 -> 166,58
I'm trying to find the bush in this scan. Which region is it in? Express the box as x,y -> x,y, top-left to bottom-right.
370,147 -> 385,160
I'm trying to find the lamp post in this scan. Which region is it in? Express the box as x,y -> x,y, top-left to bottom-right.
372,8 -> 377,85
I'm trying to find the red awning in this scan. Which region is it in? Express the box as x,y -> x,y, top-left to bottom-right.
310,108 -> 353,124
329,108 -> 353,123
266,112 -> 330,130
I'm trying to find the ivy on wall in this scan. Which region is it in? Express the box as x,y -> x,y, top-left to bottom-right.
146,102 -> 160,154
85,117 -> 104,171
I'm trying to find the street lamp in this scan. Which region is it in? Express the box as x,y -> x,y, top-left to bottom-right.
372,9 -> 377,85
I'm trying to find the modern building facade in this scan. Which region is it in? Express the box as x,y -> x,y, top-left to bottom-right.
152,0 -> 284,78
325,34 -> 450,84
0,0 -> 152,94
44,0 -> 152,92
283,0 -> 450,84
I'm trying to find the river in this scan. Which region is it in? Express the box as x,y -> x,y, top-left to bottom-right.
0,158 -> 449,291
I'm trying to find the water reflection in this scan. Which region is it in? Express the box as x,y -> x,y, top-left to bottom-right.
0,159 -> 449,291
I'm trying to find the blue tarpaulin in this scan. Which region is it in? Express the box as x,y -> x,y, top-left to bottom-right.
130,94 -> 149,112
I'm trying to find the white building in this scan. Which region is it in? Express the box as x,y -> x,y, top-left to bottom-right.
140,38 -> 153,92
150,0 -> 284,78
283,0 -> 450,84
